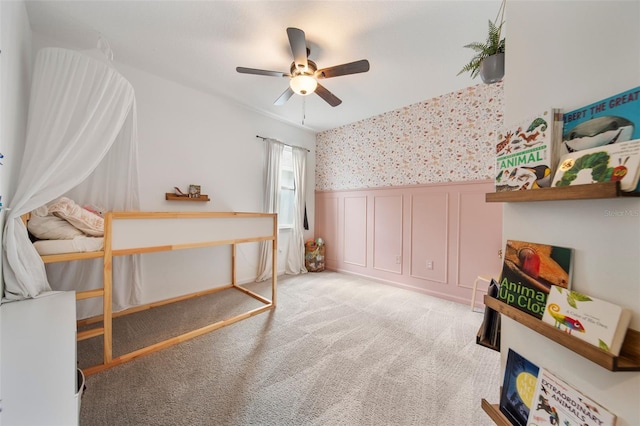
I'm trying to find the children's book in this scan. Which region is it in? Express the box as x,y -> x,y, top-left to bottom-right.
562,86 -> 640,155
497,240 -> 573,320
542,285 -> 632,355
552,138 -> 640,192
500,349 -> 540,426
561,86 -> 640,191
479,279 -> 499,342
495,108 -> 563,192
527,368 -> 617,426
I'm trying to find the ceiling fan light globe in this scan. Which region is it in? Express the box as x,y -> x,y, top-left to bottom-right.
290,75 -> 317,96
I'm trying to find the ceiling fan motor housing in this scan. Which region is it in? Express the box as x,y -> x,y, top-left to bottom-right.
290,60 -> 317,77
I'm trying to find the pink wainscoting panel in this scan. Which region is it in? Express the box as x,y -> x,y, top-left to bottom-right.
314,180 -> 502,307
316,196 -> 339,263
373,195 -> 403,274
343,196 -> 367,267
457,191 -> 503,290
410,192 -> 449,283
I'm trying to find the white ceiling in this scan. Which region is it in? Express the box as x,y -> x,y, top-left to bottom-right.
24,0 -> 503,133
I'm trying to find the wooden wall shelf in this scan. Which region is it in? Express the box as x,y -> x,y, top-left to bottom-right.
481,399 -> 511,426
484,295 -> 640,371
165,193 -> 210,202
486,181 -> 639,203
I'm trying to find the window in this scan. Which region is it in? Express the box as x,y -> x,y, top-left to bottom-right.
278,146 -> 294,228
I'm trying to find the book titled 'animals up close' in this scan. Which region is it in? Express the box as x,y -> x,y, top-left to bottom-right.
542,285 -> 632,356
495,108 -> 563,192
497,240 -> 573,320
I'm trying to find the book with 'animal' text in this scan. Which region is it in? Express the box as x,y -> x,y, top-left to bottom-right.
497,240 -> 573,320
495,108 -> 563,192
527,368 -> 617,426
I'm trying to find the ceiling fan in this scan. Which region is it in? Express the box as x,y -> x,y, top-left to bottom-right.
236,27 -> 370,107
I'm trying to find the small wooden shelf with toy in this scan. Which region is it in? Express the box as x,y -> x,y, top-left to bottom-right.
486,181 -> 640,203
484,295 -> 640,371
165,193 -> 210,202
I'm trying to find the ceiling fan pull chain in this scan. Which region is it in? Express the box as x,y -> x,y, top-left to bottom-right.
302,97 -> 306,125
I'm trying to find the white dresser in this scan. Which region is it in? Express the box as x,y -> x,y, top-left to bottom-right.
1,291 -> 78,425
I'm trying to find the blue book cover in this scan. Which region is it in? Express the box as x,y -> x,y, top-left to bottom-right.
500,349 -> 540,426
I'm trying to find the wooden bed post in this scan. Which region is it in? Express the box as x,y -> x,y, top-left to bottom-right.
272,214 -> 278,306
102,212 -> 113,364
231,243 -> 237,287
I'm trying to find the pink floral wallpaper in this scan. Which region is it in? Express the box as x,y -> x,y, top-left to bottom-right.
315,82 -> 504,191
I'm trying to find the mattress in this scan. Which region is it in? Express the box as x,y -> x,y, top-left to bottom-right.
33,236 -> 104,256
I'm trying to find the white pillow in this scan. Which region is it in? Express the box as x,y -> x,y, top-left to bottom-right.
27,214 -> 85,240
47,197 -> 104,237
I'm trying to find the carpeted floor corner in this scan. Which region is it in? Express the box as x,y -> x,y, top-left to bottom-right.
79,271 -> 501,425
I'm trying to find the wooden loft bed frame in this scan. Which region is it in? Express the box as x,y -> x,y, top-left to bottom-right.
24,211 -> 278,375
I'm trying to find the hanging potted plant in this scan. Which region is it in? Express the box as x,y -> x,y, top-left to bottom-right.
457,1 -> 506,84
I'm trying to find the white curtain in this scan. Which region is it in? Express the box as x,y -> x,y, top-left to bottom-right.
256,139 -> 284,282
2,47 -> 139,304
45,98 -> 142,317
285,146 -> 307,275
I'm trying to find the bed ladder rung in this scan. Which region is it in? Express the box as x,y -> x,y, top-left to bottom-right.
77,327 -> 104,341
76,288 -> 104,300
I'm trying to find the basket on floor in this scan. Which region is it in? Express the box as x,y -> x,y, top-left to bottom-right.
305,238 -> 325,272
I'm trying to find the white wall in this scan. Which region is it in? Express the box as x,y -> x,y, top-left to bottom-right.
115,62 -> 316,303
0,0 -> 33,418
30,33 -> 316,306
503,1 -> 640,425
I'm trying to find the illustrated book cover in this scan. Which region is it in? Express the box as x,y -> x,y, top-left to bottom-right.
561,86 -> 640,156
552,138 -> 640,192
497,240 -> 573,320
500,348 -> 540,426
495,108 -> 563,192
542,285 -> 632,355
561,86 -> 640,191
527,368 -> 617,426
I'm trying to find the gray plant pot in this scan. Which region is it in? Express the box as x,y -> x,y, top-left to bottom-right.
479,53 -> 505,84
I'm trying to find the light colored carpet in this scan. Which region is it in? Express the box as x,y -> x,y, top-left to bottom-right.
79,271 -> 501,425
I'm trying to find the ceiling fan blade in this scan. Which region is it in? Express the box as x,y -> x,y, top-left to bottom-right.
274,87 -> 295,106
236,67 -> 289,77
287,27 -> 308,72
315,59 -> 370,79
315,83 -> 342,107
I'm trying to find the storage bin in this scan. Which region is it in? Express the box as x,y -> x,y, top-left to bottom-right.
305,238 -> 325,272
